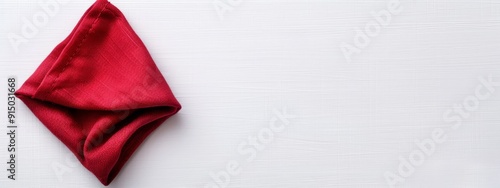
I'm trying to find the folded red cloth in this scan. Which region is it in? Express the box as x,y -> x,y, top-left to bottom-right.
15,0 -> 181,185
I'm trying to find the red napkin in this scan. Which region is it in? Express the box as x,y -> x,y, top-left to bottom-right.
15,0 -> 181,185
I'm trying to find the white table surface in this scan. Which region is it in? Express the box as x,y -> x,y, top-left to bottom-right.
1,0 -> 499,187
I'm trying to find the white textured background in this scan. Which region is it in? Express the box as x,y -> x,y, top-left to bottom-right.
1,0 -> 500,187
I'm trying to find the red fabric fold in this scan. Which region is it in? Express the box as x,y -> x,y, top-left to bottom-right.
14,0 -> 181,185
